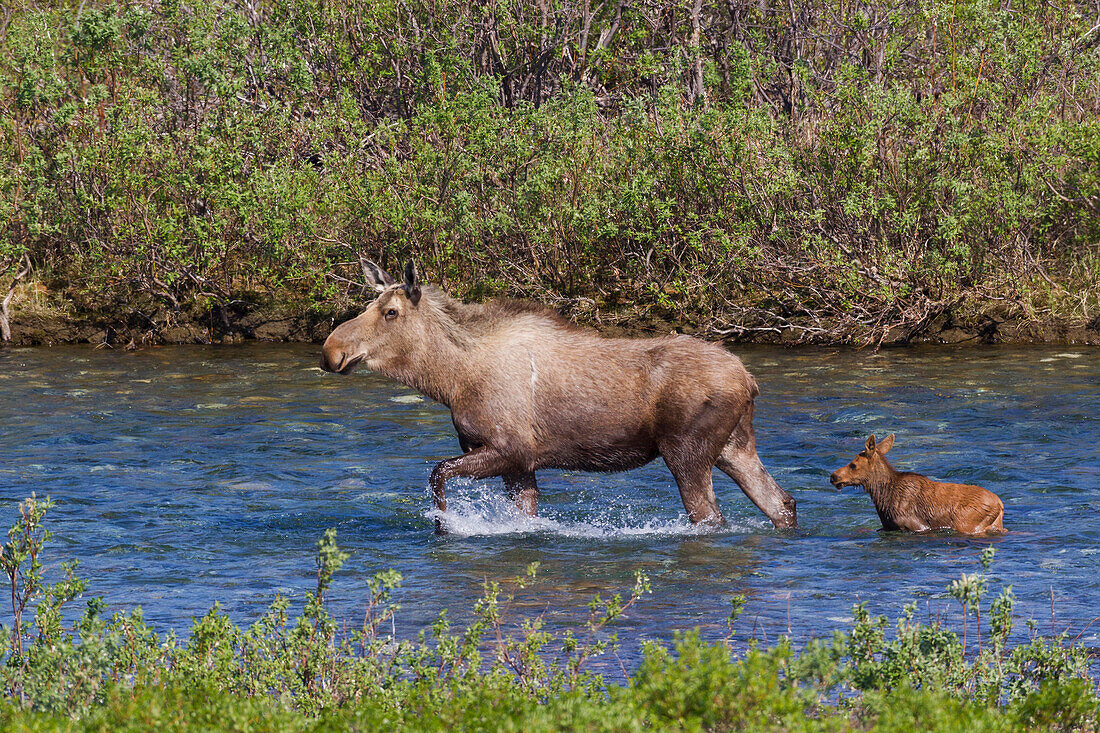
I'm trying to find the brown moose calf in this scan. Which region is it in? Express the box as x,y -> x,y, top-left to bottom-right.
830,434 -> 1004,535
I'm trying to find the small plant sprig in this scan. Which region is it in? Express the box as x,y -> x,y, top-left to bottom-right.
471,563 -> 652,694
0,494 -> 83,659
724,593 -> 747,646
359,568 -> 403,647
564,569 -> 652,684
947,545 -> 994,654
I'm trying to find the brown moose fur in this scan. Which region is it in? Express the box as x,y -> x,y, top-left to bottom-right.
830,434 -> 1004,535
321,262 -> 796,531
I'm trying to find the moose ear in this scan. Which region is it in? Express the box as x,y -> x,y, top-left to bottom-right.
864,435 -> 877,453
361,259 -> 395,293
878,433 -> 895,454
403,260 -> 421,305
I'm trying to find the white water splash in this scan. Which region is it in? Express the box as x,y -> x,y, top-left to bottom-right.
425,482 -> 762,539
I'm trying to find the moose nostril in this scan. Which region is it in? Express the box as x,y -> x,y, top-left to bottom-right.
320,351 -> 344,373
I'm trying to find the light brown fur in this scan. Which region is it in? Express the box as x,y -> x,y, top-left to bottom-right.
321,262 -> 796,532
830,434 -> 1004,535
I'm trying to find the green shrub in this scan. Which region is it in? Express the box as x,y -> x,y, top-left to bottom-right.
0,496 -> 1097,730
1,1 -> 1097,343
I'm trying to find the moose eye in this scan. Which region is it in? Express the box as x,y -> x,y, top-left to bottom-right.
384,308 -> 398,321
848,462 -> 856,469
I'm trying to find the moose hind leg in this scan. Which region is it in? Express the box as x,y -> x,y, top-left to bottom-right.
503,472 -> 539,516
717,444 -> 796,528
662,450 -> 724,525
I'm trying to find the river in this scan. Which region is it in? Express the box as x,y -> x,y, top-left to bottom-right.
1,343 -> 1097,664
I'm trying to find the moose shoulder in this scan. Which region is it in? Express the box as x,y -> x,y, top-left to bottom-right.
321,261 -> 796,531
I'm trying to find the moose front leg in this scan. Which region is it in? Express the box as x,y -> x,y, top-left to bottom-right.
716,404 -> 797,529
503,472 -> 539,516
428,446 -> 517,533
717,447 -> 797,529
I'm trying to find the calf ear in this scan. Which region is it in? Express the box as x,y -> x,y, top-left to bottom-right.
361,259 -> 395,293
403,260 -> 422,305
864,435 -> 877,453
878,433 -> 895,454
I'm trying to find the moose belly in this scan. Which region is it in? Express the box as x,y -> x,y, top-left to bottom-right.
536,424 -> 661,473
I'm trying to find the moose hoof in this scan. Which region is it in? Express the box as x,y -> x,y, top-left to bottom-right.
434,517 -> 448,535
772,505 -> 797,529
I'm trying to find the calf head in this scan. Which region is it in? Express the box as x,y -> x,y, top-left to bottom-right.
321,261 -> 424,375
830,433 -> 895,488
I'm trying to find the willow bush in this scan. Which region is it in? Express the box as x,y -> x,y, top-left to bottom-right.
2,0 -> 1098,342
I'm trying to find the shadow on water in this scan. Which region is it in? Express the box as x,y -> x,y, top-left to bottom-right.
1,342 -> 1098,667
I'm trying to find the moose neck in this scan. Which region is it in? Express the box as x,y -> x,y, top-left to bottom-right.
375,300 -> 478,409
386,340 -> 471,408
862,457 -> 902,506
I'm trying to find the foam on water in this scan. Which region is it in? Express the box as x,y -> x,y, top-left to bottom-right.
425,482 -> 745,539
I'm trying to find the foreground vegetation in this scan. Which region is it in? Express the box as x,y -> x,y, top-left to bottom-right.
0,495 -> 1096,731
2,0 -> 1099,345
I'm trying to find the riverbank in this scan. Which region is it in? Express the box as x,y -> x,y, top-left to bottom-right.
6,291 -> 1099,347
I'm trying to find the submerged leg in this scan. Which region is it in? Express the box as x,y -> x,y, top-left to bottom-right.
662,448 -> 724,525
717,449 -> 795,528
715,400 -> 796,529
429,446 -> 516,533
503,472 -> 539,516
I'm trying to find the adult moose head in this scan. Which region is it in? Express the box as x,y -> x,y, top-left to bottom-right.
321,261 -> 797,532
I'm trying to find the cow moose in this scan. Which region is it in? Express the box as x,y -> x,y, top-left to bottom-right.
320,261 -> 797,532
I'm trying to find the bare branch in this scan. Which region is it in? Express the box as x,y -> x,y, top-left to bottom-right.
1,254 -> 32,344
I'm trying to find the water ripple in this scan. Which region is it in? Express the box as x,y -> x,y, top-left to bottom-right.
1,343 -> 1097,669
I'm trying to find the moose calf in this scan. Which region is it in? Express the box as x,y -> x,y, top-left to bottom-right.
830,434 -> 1004,535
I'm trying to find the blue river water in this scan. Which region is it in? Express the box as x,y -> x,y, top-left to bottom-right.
1,343 -> 1097,666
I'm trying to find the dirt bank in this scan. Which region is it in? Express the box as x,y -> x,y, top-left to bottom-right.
6,299 -> 1098,349
6,302 -> 341,348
